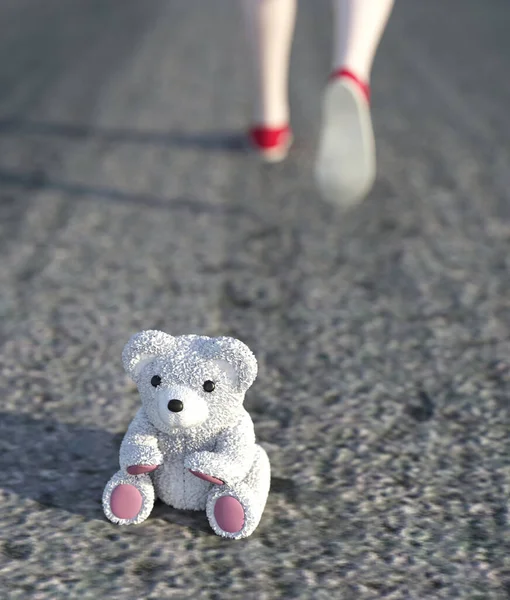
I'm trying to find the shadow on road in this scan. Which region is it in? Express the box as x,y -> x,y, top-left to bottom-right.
0,118 -> 248,152
0,411 -> 118,518
0,167 -> 266,222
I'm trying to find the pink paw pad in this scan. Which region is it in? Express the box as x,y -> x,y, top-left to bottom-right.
214,496 -> 245,533
190,470 -> 224,485
110,484 -> 143,520
127,464 -> 158,475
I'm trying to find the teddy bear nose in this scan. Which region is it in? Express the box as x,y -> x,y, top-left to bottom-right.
167,399 -> 184,413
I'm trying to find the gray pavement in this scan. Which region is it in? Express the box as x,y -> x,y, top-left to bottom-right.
1,0 -> 510,598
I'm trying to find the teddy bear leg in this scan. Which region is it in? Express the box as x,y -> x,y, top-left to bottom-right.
206,445 -> 271,540
102,470 -> 155,525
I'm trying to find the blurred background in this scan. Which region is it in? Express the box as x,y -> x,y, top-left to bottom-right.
1,1 -> 510,599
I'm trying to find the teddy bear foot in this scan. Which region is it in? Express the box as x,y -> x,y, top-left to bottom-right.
206,488 -> 263,540
103,470 -> 155,525
204,445 -> 271,539
214,496 -> 245,533
110,484 -> 143,520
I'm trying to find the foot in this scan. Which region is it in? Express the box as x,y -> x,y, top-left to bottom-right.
314,68 -> 376,208
248,124 -> 293,163
206,486 -> 261,540
213,495 -> 245,534
102,470 -> 155,525
110,484 -> 143,520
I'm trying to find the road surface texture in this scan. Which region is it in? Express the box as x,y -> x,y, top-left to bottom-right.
1,1 -> 510,598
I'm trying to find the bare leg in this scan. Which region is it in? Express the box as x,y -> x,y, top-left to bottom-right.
241,0 -> 296,161
332,0 -> 394,83
315,0 -> 394,207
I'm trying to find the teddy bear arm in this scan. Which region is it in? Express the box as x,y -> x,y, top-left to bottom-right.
217,418 -> 256,468
119,409 -> 163,472
187,417 -> 257,484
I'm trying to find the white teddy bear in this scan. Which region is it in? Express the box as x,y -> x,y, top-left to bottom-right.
102,330 -> 271,540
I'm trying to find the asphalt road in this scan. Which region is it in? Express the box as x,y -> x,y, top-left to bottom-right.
1,1 -> 510,598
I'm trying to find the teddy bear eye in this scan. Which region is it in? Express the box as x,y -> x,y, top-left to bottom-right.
151,375 -> 162,388
203,380 -> 215,393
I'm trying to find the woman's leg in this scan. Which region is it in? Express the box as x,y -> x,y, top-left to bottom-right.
241,0 -> 296,161
332,0 -> 394,84
315,0 -> 394,206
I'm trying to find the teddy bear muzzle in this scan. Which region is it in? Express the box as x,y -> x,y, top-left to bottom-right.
153,386 -> 209,429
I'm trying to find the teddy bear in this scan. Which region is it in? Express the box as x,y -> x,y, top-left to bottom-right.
102,329 -> 271,540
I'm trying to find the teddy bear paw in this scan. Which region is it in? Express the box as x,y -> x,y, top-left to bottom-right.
127,464 -> 159,475
190,470 -> 224,485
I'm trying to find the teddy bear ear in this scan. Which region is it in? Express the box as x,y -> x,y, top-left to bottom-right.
209,336 -> 258,393
122,330 -> 175,383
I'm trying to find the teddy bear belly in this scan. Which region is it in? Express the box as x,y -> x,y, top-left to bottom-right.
153,458 -> 211,511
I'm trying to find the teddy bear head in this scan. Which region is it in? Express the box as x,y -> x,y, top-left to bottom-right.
122,330 -> 258,433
